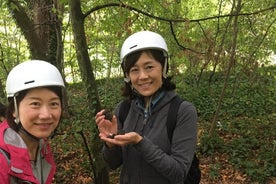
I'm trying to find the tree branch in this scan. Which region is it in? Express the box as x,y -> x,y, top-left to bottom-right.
83,2 -> 275,55
169,22 -> 204,54
84,2 -> 276,23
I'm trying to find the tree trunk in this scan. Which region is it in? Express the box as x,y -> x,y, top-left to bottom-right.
209,0 -> 242,135
68,0 -> 109,184
7,0 -> 54,61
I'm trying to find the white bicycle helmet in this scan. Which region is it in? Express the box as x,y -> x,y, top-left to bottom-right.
6,60 -> 65,98
120,31 -> 169,80
120,30 -> 168,62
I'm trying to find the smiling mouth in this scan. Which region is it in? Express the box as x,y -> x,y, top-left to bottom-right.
36,123 -> 52,129
140,85 -> 151,90
140,82 -> 152,87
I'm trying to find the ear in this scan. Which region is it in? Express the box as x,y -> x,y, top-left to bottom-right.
124,73 -> 130,83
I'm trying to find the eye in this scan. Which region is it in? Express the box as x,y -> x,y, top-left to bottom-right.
145,65 -> 154,71
129,67 -> 139,73
30,101 -> 40,108
50,101 -> 61,108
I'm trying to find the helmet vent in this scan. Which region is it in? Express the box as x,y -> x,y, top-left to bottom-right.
130,45 -> 137,49
24,80 -> 35,84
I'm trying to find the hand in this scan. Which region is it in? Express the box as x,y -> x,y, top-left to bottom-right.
95,109 -> 117,139
101,132 -> 143,147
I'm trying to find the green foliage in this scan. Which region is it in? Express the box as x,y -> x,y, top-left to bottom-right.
198,115 -> 275,183
198,115 -> 275,182
225,116 -> 276,182
175,65 -> 276,119
0,3 -> 29,68
209,163 -> 221,180
52,82 -> 98,182
174,75 -> 217,119
199,131 -> 225,155
96,77 -> 124,108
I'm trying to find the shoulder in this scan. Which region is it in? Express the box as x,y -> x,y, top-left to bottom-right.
165,92 -> 197,112
115,99 -> 134,115
0,121 -> 11,144
179,100 -> 197,112
170,95 -> 197,121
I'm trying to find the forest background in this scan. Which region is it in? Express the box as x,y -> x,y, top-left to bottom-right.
0,0 -> 275,183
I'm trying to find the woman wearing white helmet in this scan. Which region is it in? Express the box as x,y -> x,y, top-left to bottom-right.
96,31 -> 198,184
0,60 -> 65,183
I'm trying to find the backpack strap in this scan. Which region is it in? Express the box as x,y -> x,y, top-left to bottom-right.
0,148 -> 10,165
166,95 -> 184,143
118,100 -> 131,127
167,96 -> 201,183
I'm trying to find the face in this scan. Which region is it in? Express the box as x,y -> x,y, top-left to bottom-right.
128,51 -> 163,97
15,87 -> 62,138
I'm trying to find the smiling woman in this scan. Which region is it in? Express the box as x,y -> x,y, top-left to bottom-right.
95,31 -> 199,184
0,60 -> 65,184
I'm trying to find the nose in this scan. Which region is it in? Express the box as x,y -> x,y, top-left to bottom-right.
138,69 -> 149,80
39,106 -> 52,119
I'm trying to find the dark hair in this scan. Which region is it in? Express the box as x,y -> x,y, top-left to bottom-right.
0,103 -> 7,118
6,86 -> 63,131
121,49 -> 176,99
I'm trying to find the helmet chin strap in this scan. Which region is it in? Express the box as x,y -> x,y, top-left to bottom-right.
163,58 -> 168,79
13,96 -> 20,124
19,122 -> 55,141
19,125 -> 40,141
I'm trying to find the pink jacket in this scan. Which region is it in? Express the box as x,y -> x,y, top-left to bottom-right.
0,121 -> 56,183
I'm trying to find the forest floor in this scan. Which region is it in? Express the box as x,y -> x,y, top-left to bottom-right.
52,129 -> 276,184
52,150 -> 276,184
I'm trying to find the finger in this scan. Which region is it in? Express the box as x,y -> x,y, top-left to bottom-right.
111,115 -> 117,123
113,134 -> 128,142
100,134 -> 115,142
95,110 -> 106,121
95,113 -> 107,126
97,122 -> 105,131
